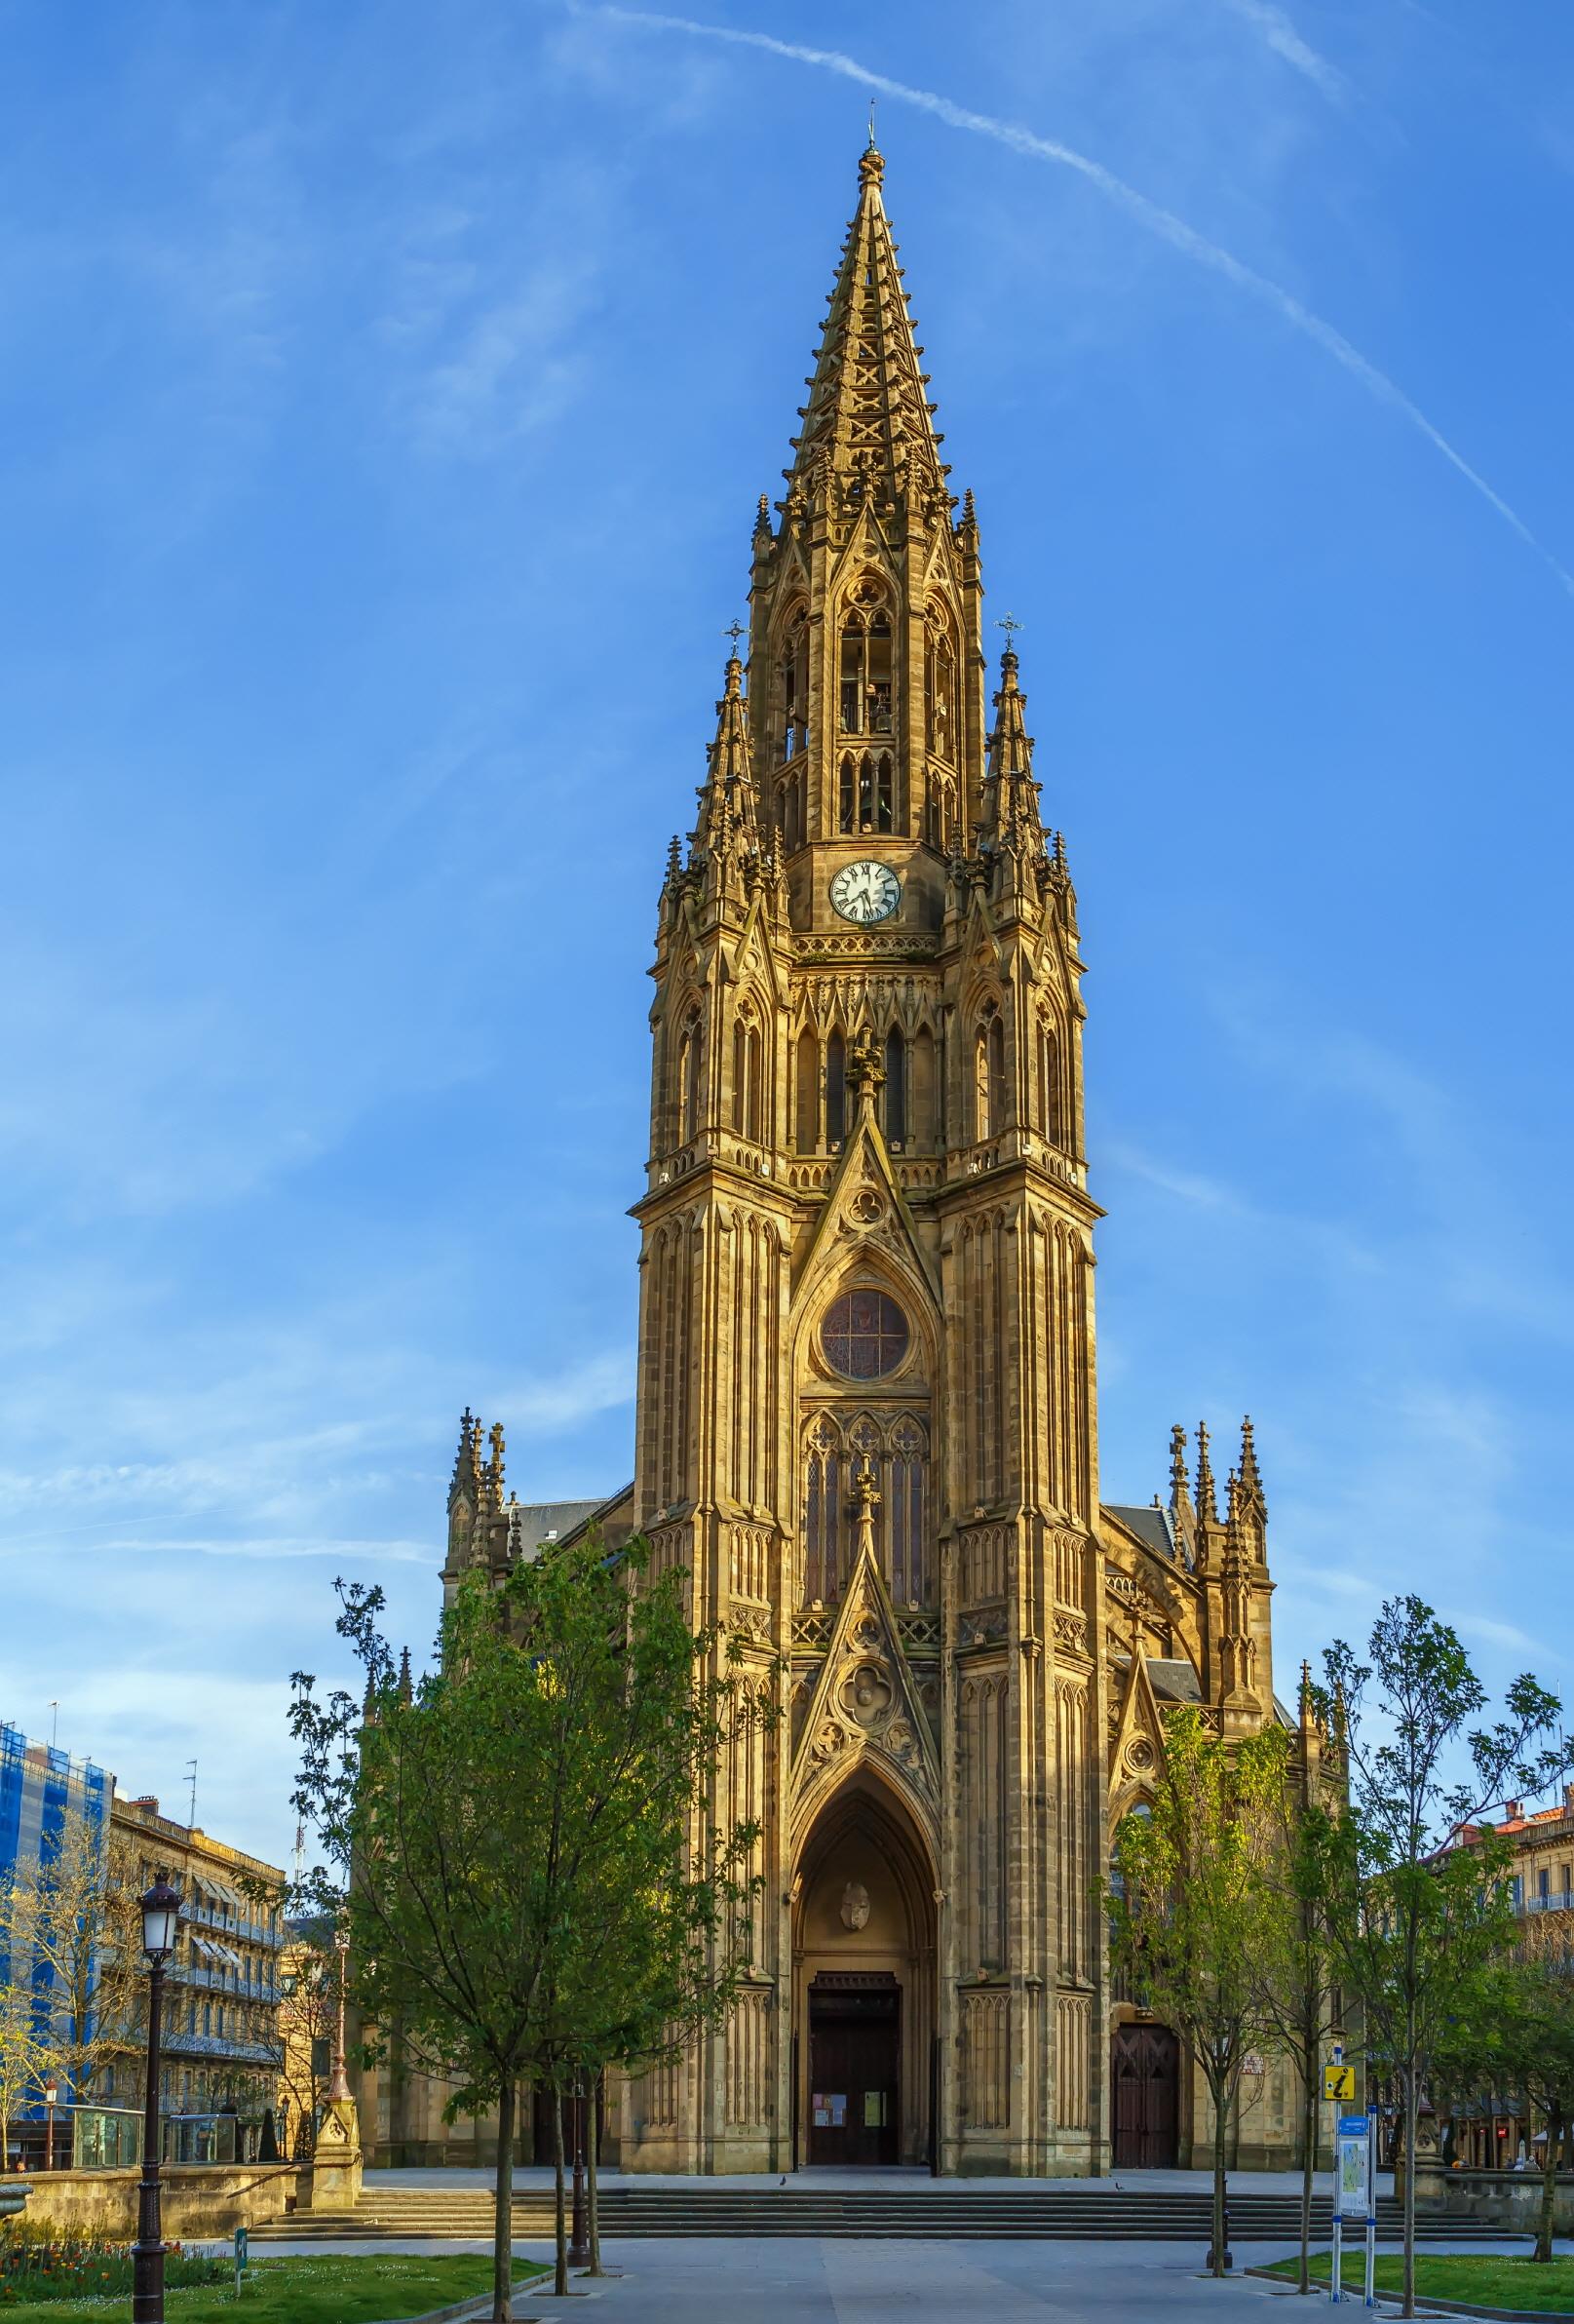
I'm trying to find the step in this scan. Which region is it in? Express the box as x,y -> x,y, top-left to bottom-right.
250,2185 -> 1514,2244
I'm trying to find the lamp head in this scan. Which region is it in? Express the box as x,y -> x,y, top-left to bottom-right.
139,1872 -> 182,1963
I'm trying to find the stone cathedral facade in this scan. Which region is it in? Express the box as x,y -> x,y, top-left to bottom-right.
373,142 -> 1318,2178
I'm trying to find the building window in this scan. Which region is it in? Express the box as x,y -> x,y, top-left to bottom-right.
803,1421 -> 843,1604
796,1027 -> 820,1152
975,1006 -> 1007,1141
888,1418 -> 927,1605
821,1290 -> 909,1380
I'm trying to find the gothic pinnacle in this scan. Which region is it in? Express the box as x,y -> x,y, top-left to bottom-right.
1195,1421 -> 1218,1523
1169,1423 -> 1189,1499
1238,1414 -> 1265,1518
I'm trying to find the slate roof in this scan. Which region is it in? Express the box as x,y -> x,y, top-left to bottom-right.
1104,1503 -> 1175,1559
1146,1658 -> 1202,1703
509,1500 -> 608,1551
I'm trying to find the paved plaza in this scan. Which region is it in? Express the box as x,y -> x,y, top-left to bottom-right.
255,2224 -> 1565,2323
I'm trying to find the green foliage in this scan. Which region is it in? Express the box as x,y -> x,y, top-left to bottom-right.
1263,2252 -> 1574,2313
0,2252 -> 544,2321
1435,1908 -> 1574,2263
0,2227 -> 226,2305
1108,1706 -> 1289,2275
1311,1593 -> 1573,2320
288,1530 -> 775,2322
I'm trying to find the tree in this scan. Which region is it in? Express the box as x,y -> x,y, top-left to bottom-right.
25,1808 -> 141,2111
274,1925 -> 342,2161
290,1533 -> 772,2324
1440,1905 -> 1574,2265
1109,1706 -> 1288,2278
1314,1595 -> 1572,2322
1251,1726 -> 1347,2297
0,1874 -> 52,2169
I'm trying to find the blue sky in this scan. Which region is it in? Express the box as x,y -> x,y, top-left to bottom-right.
2,1 -> 1571,1869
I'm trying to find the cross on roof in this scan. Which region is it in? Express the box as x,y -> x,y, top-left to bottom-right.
723,619 -> 746,654
996,612 -> 1023,650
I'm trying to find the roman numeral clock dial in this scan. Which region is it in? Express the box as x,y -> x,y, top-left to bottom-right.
829,859 -> 902,925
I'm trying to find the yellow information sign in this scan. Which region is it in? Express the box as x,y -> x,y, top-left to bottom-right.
1324,2064 -> 1357,2102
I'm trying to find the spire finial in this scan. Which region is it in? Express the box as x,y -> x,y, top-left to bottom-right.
1169,1423 -> 1189,1498
996,611 -> 1023,664
723,617 -> 746,656
860,109 -> 884,187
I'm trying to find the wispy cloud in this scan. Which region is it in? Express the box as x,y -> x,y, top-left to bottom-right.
584,7 -> 1572,600
1223,0 -> 1345,101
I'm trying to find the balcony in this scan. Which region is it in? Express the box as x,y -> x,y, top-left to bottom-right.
161,2028 -> 284,2068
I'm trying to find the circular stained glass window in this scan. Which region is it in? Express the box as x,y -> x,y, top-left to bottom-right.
821,1289 -> 909,1379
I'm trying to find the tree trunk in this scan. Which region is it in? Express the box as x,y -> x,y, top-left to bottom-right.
490,2075 -> 515,2324
552,2087 -> 568,2299
1210,2072 -> 1229,2278
587,2072 -> 602,2275
1298,2047 -> 1318,2295
1534,2101 -> 1561,2266
1401,2066 -> 1419,2322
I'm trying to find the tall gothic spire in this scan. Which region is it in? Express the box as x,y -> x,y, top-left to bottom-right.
787,142 -> 946,504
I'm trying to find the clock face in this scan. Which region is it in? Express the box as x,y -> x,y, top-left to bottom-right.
829,860 -> 902,925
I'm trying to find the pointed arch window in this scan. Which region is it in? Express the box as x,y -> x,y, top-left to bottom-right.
677,1011 -> 703,1145
732,1009 -> 762,1143
924,610 -> 957,762
888,1418 -> 928,1606
910,1025 -> 936,1151
777,606 -> 809,766
803,1418 -> 843,1604
975,1004 -> 1007,1142
839,754 -> 856,835
884,1026 -> 906,1147
825,1030 -> 846,1147
795,1026 -> 820,1153
1038,1018 -> 1063,1147
875,753 -> 894,833
839,583 -> 893,736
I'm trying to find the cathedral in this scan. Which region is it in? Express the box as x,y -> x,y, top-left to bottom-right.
372,140 -> 1319,2178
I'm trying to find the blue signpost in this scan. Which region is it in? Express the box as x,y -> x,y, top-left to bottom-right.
1330,2111 -> 1376,2307
233,2226 -> 249,2301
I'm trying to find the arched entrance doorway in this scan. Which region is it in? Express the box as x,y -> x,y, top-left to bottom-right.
1111,2024 -> 1180,2167
793,1774 -> 937,2168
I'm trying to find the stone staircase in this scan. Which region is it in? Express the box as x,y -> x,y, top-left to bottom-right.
253,2184 -> 1512,2243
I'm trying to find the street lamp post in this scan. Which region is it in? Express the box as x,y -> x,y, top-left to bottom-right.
42,2080 -> 58,2174
567,2080 -> 589,2266
327,1923 -> 351,2105
133,1873 -> 182,2324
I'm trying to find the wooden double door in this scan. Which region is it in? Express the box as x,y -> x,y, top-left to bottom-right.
807,1973 -> 900,2166
1111,2024 -> 1180,2168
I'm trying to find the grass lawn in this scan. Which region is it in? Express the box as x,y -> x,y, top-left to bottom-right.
1263,2250 -> 1574,2313
0,2252 -> 548,2322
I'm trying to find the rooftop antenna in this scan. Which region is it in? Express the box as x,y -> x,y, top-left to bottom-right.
48,1701 -> 58,1750
184,1758 -> 198,1835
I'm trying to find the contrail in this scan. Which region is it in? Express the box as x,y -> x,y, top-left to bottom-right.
587,5 -> 1573,600
1223,0 -> 1344,101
